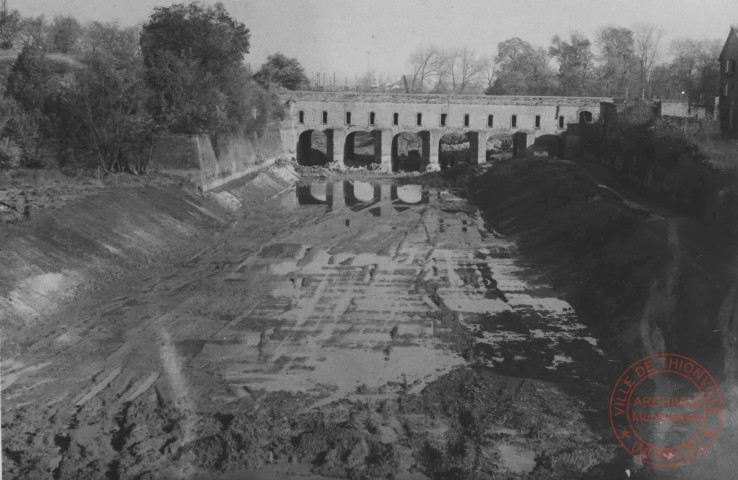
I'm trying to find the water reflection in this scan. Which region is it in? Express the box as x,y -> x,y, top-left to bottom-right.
296,183 -> 332,206
392,184 -> 429,205
343,181 -> 381,208
296,182 -> 429,214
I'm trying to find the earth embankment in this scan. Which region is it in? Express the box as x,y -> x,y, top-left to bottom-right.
471,157 -> 736,370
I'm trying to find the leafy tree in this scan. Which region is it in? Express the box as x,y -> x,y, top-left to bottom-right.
5,45 -> 81,166
17,15 -> 45,49
5,45 -> 54,114
81,22 -> 139,57
49,15 -> 82,53
0,0 -> 21,49
549,33 -> 594,96
254,53 -> 308,90
140,1 -> 255,134
141,2 -> 250,73
491,38 -> 555,95
0,94 -> 40,166
73,49 -> 153,172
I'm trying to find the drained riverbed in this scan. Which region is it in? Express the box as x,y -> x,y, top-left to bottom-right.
1,169 -> 627,479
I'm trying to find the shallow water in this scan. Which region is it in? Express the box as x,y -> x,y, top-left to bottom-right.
200,181 -> 606,405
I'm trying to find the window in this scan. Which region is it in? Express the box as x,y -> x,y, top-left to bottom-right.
464,114 -> 470,127
487,115 -> 494,127
726,59 -> 736,73
558,115 -> 565,129
535,115 -> 541,128
369,112 -> 376,125
298,110 -> 304,124
345,111 -> 352,124
725,83 -> 730,96
416,113 -> 423,126
440,113 -> 447,126
511,115 -> 517,128
322,111 -> 328,124
393,113 -> 399,125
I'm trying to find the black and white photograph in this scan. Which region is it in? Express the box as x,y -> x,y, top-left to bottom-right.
2,0 -> 738,478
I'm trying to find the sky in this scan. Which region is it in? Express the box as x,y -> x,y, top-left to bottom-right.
14,0 -> 738,82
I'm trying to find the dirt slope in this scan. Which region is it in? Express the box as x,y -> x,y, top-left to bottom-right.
470,157 -> 738,479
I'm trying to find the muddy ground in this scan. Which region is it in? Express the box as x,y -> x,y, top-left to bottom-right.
1,159 -> 736,479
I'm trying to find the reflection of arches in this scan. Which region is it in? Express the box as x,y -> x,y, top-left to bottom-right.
579,111 -> 593,123
297,130 -> 329,166
390,184 -> 428,204
343,181 -> 380,206
439,133 -> 469,170
296,183 -> 331,205
395,185 -> 423,204
392,132 -> 423,172
533,135 -> 563,158
353,182 -> 375,202
344,131 -> 380,167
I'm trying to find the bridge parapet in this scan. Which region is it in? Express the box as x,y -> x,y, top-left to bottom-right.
278,91 -> 611,107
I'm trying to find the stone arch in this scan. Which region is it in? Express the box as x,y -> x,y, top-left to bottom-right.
296,129 -> 329,166
579,111 -> 593,123
533,134 -> 563,158
438,132 -> 469,170
392,132 -> 423,172
487,133 -> 513,152
344,131 -> 381,168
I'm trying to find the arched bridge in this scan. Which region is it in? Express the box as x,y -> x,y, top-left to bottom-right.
279,91 -> 612,171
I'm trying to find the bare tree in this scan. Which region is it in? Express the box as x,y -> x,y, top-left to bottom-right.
441,46 -> 483,94
633,22 -> 663,99
480,55 -> 496,93
407,45 -> 442,93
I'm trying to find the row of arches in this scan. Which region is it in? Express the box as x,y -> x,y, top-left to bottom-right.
296,130 -> 564,172
296,182 -> 427,207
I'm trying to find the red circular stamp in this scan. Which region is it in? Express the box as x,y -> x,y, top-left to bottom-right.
609,353 -> 722,467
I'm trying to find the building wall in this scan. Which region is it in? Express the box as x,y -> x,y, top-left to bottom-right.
279,92 -> 609,138
660,100 -> 691,117
719,30 -> 738,137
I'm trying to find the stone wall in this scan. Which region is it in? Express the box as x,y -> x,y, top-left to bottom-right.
150,125 -> 292,191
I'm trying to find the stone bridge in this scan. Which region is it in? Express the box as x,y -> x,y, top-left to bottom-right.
279,91 -> 611,171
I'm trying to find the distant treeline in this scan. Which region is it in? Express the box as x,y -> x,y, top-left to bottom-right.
404,24 -> 722,102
